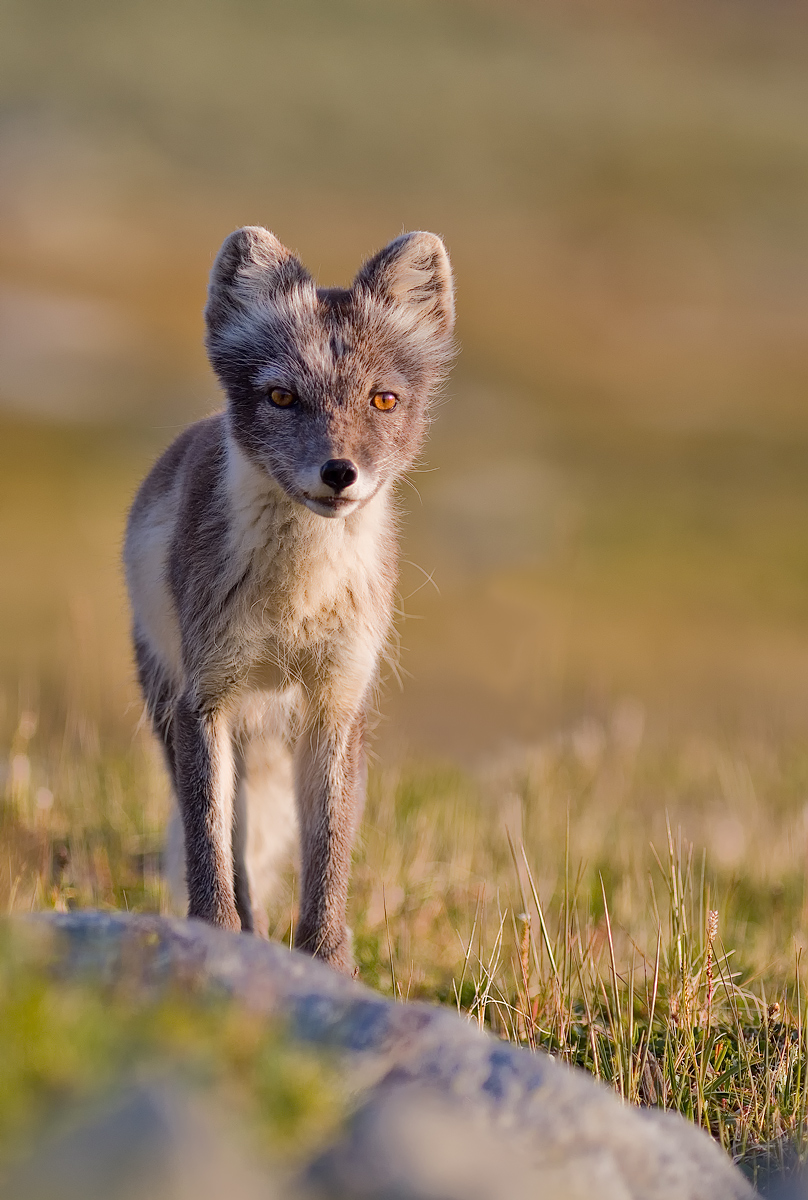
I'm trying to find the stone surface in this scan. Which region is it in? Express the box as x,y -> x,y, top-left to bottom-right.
1,1083 -> 278,1200
18,911 -> 755,1200
307,1065 -> 754,1200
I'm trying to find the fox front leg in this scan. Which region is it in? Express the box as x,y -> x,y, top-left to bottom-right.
172,693 -> 241,931
294,709 -> 366,972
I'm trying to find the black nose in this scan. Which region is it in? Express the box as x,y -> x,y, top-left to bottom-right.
320,458 -> 358,493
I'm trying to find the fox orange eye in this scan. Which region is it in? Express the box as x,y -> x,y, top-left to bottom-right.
371,391 -> 398,412
269,388 -> 296,408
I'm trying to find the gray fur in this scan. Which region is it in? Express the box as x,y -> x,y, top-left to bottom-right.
124,227 -> 455,970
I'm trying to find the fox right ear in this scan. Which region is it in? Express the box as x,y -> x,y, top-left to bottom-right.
354,231 -> 455,339
205,226 -> 309,332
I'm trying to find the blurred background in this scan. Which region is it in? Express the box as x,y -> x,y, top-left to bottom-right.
4,0 -> 808,941
4,0 -> 808,763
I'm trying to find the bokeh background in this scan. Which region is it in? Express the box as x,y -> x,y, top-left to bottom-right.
4,0 -> 808,977
4,0 -> 808,763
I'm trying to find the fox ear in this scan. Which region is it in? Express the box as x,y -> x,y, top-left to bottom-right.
355,231 -> 455,337
205,226 -> 309,332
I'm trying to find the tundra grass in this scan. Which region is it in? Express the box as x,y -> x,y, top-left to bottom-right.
4,706 -> 808,1190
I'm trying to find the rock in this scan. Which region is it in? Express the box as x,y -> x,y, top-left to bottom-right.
1,1083 -> 281,1200
306,1060 -> 752,1200
306,1086 -> 748,1200
18,912 -> 755,1200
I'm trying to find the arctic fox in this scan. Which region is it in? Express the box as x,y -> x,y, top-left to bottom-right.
124,226 -> 455,970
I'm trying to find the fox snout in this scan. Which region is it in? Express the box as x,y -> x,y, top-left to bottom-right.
297,455 -> 370,518
320,459 -> 358,493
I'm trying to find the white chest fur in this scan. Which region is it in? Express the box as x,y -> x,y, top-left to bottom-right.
224,439 -> 390,653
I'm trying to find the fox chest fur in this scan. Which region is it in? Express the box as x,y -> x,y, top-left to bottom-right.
215,441 -> 396,708
130,426 -> 396,712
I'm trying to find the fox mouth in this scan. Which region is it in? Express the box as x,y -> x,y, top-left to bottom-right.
302,493 -> 360,517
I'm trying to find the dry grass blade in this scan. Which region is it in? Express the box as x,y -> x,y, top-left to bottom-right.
509,833 -> 559,986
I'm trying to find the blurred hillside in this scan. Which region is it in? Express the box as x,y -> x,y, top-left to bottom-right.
2,0 -> 808,757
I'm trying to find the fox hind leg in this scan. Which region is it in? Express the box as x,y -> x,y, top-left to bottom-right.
236,731 -> 298,938
232,746 -> 256,933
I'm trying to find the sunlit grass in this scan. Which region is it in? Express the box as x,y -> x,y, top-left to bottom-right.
5,696 -> 808,1187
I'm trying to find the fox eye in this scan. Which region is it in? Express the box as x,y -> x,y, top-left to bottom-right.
268,387 -> 297,408
371,391 -> 398,412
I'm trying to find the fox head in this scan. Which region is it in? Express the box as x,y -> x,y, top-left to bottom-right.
205,226 -> 455,519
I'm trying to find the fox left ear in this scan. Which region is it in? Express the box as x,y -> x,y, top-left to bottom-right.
205,226 -> 310,336
354,231 -> 455,338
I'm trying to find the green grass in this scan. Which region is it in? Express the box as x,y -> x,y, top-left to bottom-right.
5,709 -> 808,1189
